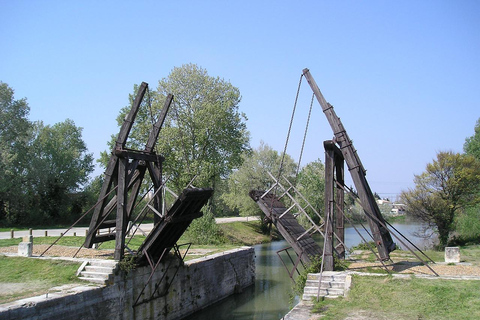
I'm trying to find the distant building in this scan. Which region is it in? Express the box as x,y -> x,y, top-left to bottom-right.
390,203 -> 406,215
376,199 -> 391,205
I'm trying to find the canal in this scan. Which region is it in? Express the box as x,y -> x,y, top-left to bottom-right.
185,220 -> 429,320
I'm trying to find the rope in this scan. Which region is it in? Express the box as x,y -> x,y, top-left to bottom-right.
295,92 -> 315,181
277,74 -> 303,185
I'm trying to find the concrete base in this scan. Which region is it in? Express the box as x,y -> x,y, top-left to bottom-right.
445,247 -> 460,263
17,242 -> 32,257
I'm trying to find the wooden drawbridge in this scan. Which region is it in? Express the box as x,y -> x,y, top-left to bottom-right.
249,190 -> 322,265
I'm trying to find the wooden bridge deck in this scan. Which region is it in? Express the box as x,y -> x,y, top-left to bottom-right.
249,190 -> 322,265
136,188 -> 213,264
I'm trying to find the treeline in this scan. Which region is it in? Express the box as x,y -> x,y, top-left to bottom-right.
0,82 -> 95,226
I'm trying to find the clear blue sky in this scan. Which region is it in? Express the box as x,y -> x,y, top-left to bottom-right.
1,1 -> 479,200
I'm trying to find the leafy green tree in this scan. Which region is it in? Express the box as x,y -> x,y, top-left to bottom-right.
464,118 -> 480,161
27,119 -> 94,223
222,142 -> 297,218
400,151 -> 480,247
0,82 -> 32,224
103,64 -> 250,214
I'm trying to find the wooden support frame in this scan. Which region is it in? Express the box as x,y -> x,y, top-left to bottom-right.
83,83 -> 174,261
303,68 -> 395,261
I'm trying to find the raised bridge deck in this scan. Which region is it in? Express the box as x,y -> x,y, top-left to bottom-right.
249,190 -> 322,265
136,188 -> 213,264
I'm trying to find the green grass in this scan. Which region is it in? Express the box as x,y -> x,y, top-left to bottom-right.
0,256 -> 84,303
217,221 -> 278,245
0,238 -> 22,247
313,275 -> 480,319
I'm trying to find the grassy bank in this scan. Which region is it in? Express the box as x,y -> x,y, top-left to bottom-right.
314,275 -> 480,319
0,256 -> 83,303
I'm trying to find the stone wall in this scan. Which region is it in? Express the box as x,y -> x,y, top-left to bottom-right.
0,247 -> 255,320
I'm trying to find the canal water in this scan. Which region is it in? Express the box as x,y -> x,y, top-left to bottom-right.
185,221 -> 429,320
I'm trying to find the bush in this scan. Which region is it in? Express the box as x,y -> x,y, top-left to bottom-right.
453,205 -> 480,245
183,206 -> 225,245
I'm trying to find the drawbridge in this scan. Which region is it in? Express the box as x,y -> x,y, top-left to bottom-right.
250,69 -> 437,281
250,189 -> 322,265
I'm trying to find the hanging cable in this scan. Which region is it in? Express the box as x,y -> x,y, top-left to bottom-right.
277,74 -> 303,186
295,92 -> 315,181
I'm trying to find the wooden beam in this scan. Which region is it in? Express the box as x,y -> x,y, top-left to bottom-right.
114,149 -> 165,162
304,69 -> 395,260
115,82 -> 148,150
144,94 -> 173,152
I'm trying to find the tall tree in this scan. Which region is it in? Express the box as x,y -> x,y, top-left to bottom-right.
104,64 -> 250,213
222,142 -> 297,218
400,151 -> 480,247
27,119 -> 94,222
0,82 -> 32,224
464,118 -> 480,161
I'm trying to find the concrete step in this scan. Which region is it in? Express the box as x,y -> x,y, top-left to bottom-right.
302,272 -> 351,300
88,260 -> 118,268
76,260 -> 118,285
84,265 -> 115,273
303,287 -> 344,297
305,279 -> 345,289
80,271 -> 110,280
306,272 -> 346,282
78,276 -> 108,285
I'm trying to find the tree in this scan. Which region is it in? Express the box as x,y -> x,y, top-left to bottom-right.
464,118 -> 480,161
400,151 -> 480,247
0,82 -> 32,224
27,119 -> 94,222
222,142 -> 297,218
104,64 -> 250,214
296,159 -> 325,225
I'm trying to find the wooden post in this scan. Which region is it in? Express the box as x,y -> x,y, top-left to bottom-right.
324,144 -> 335,271
115,157 -> 128,261
334,146 -> 345,259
